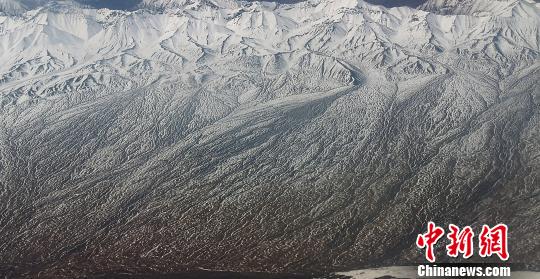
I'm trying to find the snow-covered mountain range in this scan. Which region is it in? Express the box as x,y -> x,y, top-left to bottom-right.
0,0 -> 539,277
0,0 -> 537,105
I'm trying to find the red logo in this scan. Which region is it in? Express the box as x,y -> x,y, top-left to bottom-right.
416,222 -> 445,263
479,224 -> 509,261
416,223 -> 509,262
446,224 -> 474,259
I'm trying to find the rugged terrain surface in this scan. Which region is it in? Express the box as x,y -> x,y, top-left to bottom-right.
0,0 -> 539,277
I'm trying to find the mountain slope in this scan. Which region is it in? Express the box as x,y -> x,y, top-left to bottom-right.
0,0 -> 539,277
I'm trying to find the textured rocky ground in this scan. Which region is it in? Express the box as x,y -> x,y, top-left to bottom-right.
0,0 -> 539,278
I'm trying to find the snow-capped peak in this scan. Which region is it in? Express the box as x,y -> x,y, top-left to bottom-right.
137,0 -> 241,10
418,0 -> 530,16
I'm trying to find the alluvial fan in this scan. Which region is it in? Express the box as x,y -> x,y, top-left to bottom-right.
0,0 -> 539,277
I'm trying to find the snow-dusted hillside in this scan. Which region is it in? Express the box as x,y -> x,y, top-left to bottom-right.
0,0 -> 539,277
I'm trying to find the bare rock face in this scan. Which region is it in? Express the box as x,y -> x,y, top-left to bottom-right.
0,0 -> 539,277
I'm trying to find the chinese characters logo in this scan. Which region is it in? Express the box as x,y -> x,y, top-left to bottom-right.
417,222 -> 509,262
